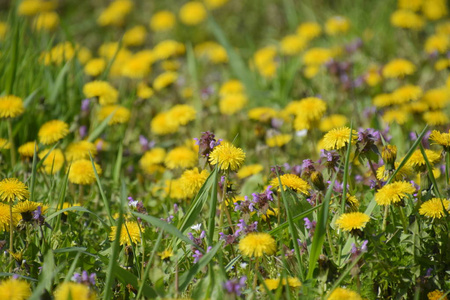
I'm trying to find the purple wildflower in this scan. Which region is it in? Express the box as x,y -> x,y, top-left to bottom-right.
223,277 -> 246,296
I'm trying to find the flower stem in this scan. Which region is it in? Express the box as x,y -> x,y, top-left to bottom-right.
445,151 -> 450,198
9,203 -> 14,272
382,205 -> 389,231
7,119 -> 16,167
398,206 -> 408,233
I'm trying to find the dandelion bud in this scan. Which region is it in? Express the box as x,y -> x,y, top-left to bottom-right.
311,171 -> 326,191
382,145 -> 397,171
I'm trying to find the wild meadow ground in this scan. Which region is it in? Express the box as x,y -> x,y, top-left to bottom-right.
0,0 -> 450,299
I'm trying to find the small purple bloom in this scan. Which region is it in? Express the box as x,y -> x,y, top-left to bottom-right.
223,276 -> 246,296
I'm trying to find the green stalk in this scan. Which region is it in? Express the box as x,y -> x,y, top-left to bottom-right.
445,151 -> 450,197
7,119 -> 16,167
9,203 -> 14,272
398,207 -> 408,233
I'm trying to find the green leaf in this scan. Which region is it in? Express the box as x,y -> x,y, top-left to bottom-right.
48,62 -> 70,105
87,110 -> 116,142
133,212 -> 200,250
178,168 -> 217,233
89,153 -> 114,225
307,172 -> 337,279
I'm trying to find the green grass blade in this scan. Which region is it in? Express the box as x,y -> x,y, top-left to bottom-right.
178,242 -> 223,291
136,230 -> 164,299
112,143 -> 123,186
307,172 -> 337,279
46,206 -> 110,229
207,166 -> 219,245
178,167 -> 217,233
340,122 -> 353,214
47,61 -> 70,105
89,153 -> 114,225
364,126 -> 429,217
63,252 -> 81,283
87,111 -> 116,142
269,204 -> 322,235
103,213 -> 123,300
29,142 -> 38,201
133,212 -> 201,251
208,16 -> 257,97
419,143 -> 442,198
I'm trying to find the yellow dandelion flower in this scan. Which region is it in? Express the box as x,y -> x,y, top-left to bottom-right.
165,146 -> 198,169
14,200 -> 47,222
408,149 -> 441,169
0,203 -> 21,231
0,138 -> 11,150
209,143 -> 245,171
427,290 -> 448,300
151,112 -> 179,135
325,16 -> 350,35
263,278 -> 281,290
158,248 -> 173,260
123,25 -> 147,47
248,107 -> 278,122
38,120 -> 69,145
322,127 -> 357,150
422,88 -> 449,110
140,148 -> 166,174
335,212 -> 370,231
280,34 -> 307,56
423,110 -> 449,126
419,198 -> 450,219
365,65 -> 382,86
153,72 -> 178,91
39,148 -> 65,174
137,82 -> 154,99
97,0 -> 133,27
398,0 -> 422,11
303,47 -> 332,66
382,109 -> 409,125
391,85 -> 422,104
0,278 -> 31,300
436,21 -> 450,35
152,40 -> 185,61
179,168 -> 209,198
164,179 -> 185,199
219,94 -> 248,115
219,80 -> 245,97
237,164 -> 263,179
168,104 -> 196,126
425,34 -> 449,54
150,10 -> 176,32
110,221 -> 143,245
288,97 -> 327,121
179,2 -> 207,26
83,81 -> 118,105
319,114 -> 348,132
68,159 -> 102,185
376,162 -> 413,181
430,130 -> 450,150
266,134 -> 292,148
390,9 -> 425,30
270,174 -> 310,195
423,0 -> 447,20
375,181 -> 416,205
98,105 -> 130,125
383,58 -> 416,78
65,141 -> 97,162
0,95 -> 25,119
34,11 -> 59,31
0,178 -> 29,203
296,22 -> 322,41
84,58 -> 106,77
204,0 -> 228,9
372,93 -> 394,108
328,287 -> 362,300
54,282 -> 96,300
239,232 -> 276,257
18,141 -> 37,158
